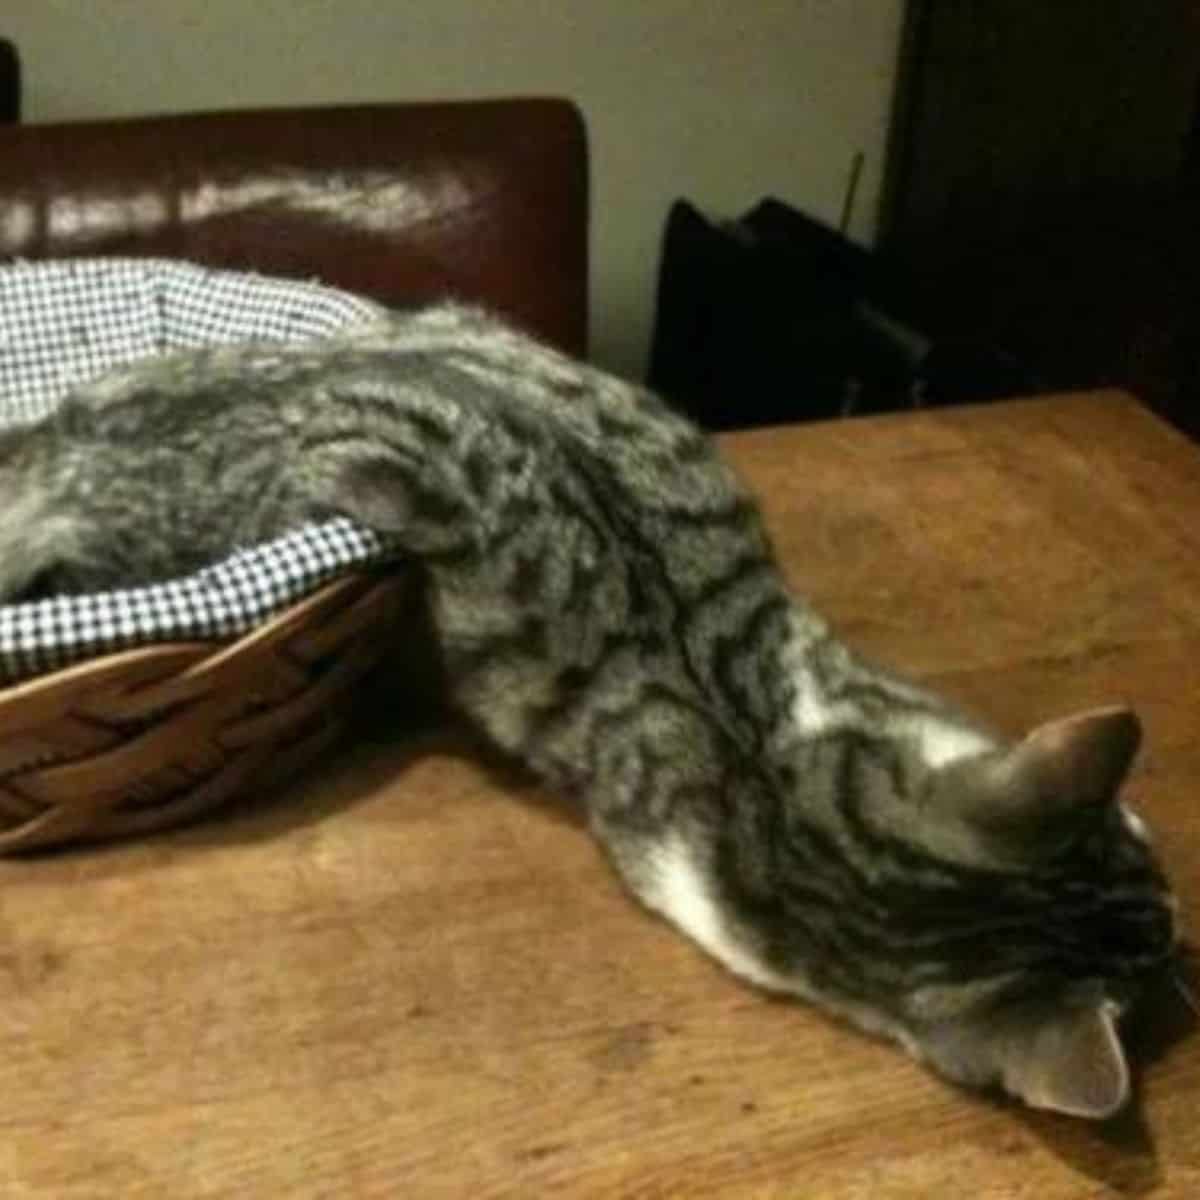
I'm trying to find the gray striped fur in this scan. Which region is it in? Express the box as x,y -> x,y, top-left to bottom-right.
0,302 -> 1177,1118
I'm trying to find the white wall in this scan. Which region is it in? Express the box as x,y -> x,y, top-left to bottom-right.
6,1 -> 903,377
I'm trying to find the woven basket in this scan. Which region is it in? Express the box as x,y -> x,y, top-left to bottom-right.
0,258 -> 430,852
0,570 -> 420,852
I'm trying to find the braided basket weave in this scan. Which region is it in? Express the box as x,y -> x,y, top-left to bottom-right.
0,571 -> 417,852
0,258 -> 436,853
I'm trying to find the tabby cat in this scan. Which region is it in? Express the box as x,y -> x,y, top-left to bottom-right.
0,302 -> 1178,1118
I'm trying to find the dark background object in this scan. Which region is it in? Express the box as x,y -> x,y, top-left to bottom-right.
652,2 -> 1200,436
647,197 -> 1037,431
0,37 -> 19,123
880,0 -> 1200,439
648,199 -> 891,429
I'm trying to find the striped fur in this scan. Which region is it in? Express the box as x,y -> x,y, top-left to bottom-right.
0,302 -> 1177,1118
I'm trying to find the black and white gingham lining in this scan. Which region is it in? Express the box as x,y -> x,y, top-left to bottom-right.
0,257 -> 386,426
0,258 -> 397,684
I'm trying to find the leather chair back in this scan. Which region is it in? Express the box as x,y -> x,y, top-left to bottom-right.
0,99 -> 589,353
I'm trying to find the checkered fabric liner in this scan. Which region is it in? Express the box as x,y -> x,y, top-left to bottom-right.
0,258 -> 398,684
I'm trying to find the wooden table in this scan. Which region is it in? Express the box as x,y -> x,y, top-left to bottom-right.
2,391 -> 1197,1197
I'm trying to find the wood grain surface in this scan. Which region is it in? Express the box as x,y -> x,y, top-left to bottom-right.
1,391 -> 1196,1197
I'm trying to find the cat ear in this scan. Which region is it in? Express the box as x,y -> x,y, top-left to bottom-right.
1011,706 -> 1141,807
969,707 -> 1141,833
1000,1004 -> 1130,1119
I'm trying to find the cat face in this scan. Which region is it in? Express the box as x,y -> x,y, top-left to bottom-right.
901,708 -> 1177,1117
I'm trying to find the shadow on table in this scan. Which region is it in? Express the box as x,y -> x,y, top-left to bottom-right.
0,657 -> 586,881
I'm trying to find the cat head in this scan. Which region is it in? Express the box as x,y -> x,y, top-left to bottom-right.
901,707 -> 1177,1118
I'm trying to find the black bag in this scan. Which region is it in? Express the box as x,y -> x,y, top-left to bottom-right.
648,198 -> 1037,430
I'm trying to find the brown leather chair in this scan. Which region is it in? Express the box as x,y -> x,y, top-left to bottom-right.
0,98 -> 589,355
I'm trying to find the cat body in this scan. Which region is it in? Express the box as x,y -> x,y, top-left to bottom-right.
0,303 -> 1177,1118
